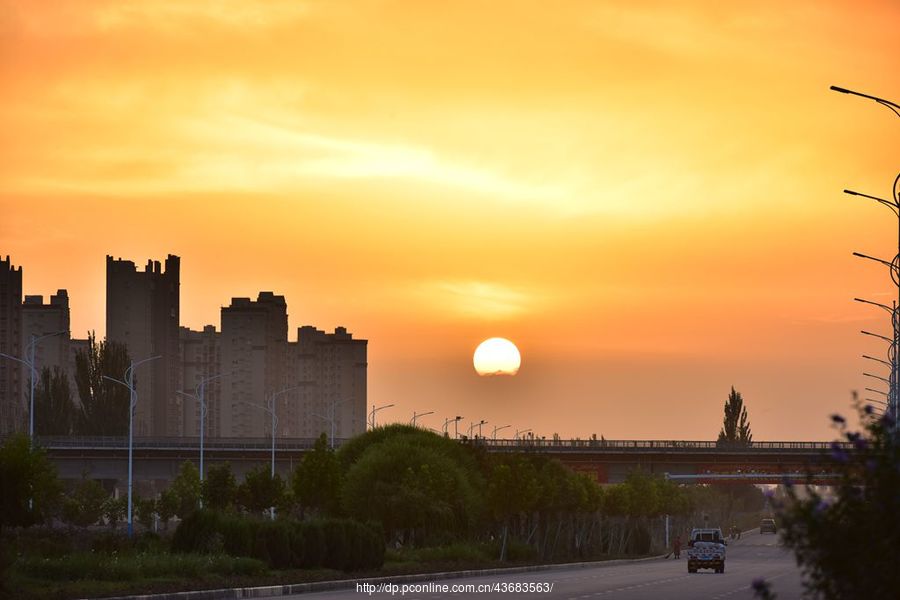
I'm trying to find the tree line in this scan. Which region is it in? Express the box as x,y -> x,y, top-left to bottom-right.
31,333 -> 132,436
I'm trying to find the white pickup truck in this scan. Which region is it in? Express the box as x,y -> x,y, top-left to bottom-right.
687,528 -> 727,573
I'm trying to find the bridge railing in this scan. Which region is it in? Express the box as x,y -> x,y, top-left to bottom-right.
30,435 -> 847,453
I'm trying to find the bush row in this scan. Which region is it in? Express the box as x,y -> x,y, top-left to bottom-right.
172,511 -> 384,571
18,552 -> 266,582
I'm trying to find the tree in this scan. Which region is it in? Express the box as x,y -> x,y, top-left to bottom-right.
157,488 -> 178,530
170,461 -> 201,518
103,495 -> 127,529
61,478 -> 107,528
764,405 -> 900,599
718,386 -> 752,445
134,495 -> 157,531
0,434 -> 61,535
237,465 -> 286,516
202,463 -> 237,511
292,433 -> 342,517
33,366 -> 77,436
75,332 -> 131,436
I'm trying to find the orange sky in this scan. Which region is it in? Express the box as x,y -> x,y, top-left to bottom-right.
2,0 -> 899,440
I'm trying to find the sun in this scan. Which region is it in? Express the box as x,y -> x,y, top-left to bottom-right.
473,337 -> 521,376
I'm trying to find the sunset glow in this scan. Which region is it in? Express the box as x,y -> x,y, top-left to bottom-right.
3,0 -> 899,439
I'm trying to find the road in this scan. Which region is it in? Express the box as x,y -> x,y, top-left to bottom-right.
283,530 -> 804,600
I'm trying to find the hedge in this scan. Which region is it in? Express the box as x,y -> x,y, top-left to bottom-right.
172,511 -> 384,571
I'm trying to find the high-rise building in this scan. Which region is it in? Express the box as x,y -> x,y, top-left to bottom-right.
0,256 -> 23,434
106,255 -> 181,436
21,290 -> 71,385
179,325 -> 221,438
220,292 -> 289,437
288,325 -> 367,439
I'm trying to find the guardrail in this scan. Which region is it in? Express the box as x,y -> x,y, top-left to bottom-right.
24,435 -> 846,453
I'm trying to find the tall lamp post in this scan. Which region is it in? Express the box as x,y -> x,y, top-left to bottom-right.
515,428 -> 532,440
492,424 -> 510,440
468,419 -> 487,439
176,372 -> 228,508
410,410 -> 434,427
313,398 -> 345,449
855,298 -> 898,421
0,330 -> 66,443
443,415 -> 463,438
103,355 -> 161,538
368,403 -> 394,429
833,83 -> 900,426
243,385 -> 299,520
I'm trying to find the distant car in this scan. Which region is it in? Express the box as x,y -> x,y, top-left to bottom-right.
760,518 -> 777,534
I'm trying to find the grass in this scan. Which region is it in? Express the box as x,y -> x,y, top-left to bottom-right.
3,541 -> 650,600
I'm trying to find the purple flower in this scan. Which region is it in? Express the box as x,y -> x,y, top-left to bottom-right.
864,404 -> 875,415
830,442 -> 849,463
814,499 -> 830,514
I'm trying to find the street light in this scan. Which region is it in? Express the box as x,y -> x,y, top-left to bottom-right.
515,428 -> 532,439
863,355 -> 893,368
313,399 -> 345,449
865,387 -> 888,397
830,85 -> 900,118
0,330 -> 66,443
242,386 -> 299,519
835,83 -> 900,427
492,424 -> 510,440
468,419 -> 487,438
863,372 -> 891,385
103,355 -> 161,538
443,415 -> 463,438
176,372 -> 228,508
368,403 -> 394,429
410,410 -> 434,427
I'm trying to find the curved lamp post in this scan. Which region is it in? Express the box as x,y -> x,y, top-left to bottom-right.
0,330 -> 66,443
443,415 -> 463,438
492,424 -> 510,440
313,398 -> 345,449
243,385 -> 300,519
103,355 -> 162,538
835,84 -> 900,428
368,403 -> 394,429
176,372 -> 228,508
410,410 -> 434,427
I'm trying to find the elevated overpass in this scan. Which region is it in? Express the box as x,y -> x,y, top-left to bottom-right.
34,435 -> 844,486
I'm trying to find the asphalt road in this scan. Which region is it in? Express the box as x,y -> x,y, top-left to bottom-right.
283,530 -> 804,600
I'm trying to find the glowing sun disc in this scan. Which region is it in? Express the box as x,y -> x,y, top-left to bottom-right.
473,337 -> 521,376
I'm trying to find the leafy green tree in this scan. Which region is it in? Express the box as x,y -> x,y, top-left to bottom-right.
134,495 -> 157,531
237,465 -> 287,516
158,488 -> 178,530
33,366 -> 77,436
293,433 -> 342,517
103,495 -> 127,529
487,455 -> 540,560
341,434 -> 483,544
202,462 -> 237,511
74,332 -> 131,435
0,433 -> 62,535
171,461 -> 201,518
717,386 -> 752,445
61,478 -> 107,528
769,406 -> 900,599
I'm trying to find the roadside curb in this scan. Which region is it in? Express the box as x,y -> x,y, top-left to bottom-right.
85,554 -> 667,600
